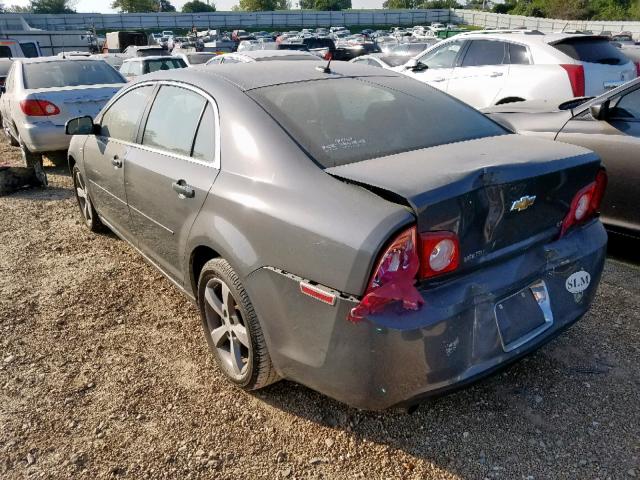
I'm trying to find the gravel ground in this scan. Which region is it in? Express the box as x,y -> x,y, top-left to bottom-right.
1,136 -> 639,480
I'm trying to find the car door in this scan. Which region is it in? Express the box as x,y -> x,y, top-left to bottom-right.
447,39 -> 509,109
557,86 -> 640,231
124,83 -> 219,283
404,39 -> 465,92
83,84 -> 155,239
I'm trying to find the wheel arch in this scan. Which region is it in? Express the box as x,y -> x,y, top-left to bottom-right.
495,96 -> 526,105
189,245 -> 222,298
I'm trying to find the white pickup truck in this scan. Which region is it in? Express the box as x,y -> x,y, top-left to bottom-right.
0,39 -> 42,87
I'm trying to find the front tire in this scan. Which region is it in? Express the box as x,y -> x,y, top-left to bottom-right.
72,165 -> 103,232
198,258 -> 279,390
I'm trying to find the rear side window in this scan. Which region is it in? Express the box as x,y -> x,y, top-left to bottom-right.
23,60 -> 124,88
249,77 -> 506,168
142,85 -> 206,157
462,40 -> 506,67
0,46 -> 12,58
192,104 -> 216,162
553,38 -> 629,65
508,43 -> 530,65
20,42 -> 39,58
100,85 -> 154,142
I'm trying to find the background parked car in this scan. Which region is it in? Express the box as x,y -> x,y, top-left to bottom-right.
0,57 -> 125,169
119,56 -> 187,80
399,31 -> 637,109
0,39 -> 43,87
350,54 -> 408,69
173,51 -> 219,66
484,77 -> 640,237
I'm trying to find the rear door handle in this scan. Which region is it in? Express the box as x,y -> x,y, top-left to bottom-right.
111,155 -> 122,168
172,179 -> 195,199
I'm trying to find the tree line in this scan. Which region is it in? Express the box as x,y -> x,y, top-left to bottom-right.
1,0 -> 637,18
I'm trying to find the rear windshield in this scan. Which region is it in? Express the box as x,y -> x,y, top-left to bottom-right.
23,60 -> 124,89
249,77 -> 506,168
145,58 -> 186,72
553,38 -> 630,65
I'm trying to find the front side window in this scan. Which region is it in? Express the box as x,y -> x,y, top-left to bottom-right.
610,88 -> 640,120
417,41 -> 464,69
249,77 -> 506,168
20,42 -> 39,58
100,85 -> 154,142
461,40 -> 506,67
142,85 -> 206,157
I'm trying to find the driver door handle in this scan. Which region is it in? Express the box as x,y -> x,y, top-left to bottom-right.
432,77 -> 446,82
489,72 -> 504,77
172,179 -> 195,199
111,155 -> 122,168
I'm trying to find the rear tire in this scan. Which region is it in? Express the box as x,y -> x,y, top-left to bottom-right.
20,141 -> 47,187
198,258 -> 279,390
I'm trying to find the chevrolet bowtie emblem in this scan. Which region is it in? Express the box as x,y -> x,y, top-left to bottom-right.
511,195 -> 536,212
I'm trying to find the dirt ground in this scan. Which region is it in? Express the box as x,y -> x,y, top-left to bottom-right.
1,136 -> 639,480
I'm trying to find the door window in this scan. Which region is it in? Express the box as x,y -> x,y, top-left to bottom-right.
417,41 -> 463,69
192,104 -> 216,163
100,85 -> 154,142
222,56 -> 241,64
19,42 -> 39,58
142,85 -> 206,157
461,40 -> 506,67
610,88 -> 640,120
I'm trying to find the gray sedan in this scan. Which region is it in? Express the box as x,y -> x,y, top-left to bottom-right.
65,62 -> 607,410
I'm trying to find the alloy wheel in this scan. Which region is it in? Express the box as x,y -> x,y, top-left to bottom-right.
74,169 -> 93,224
203,277 -> 251,380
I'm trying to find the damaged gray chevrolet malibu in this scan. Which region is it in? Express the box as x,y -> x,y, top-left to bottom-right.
65,62 -> 607,410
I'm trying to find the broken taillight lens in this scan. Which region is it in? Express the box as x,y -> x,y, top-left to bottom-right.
348,226 -> 423,322
560,169 -> 607,237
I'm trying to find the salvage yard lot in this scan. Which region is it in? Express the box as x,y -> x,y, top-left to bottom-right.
0,136 -> 639,480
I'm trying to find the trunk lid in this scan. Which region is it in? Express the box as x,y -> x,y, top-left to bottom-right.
23,84 -> 122,126
326,134 -> 601,271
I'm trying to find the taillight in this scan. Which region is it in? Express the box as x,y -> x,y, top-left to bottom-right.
348,226 -> 422,322
19,99 -> 60,116
419,231 -> 460,279
323,51 -> 333,61
348,227 -> 461,322
560,169 -> 607,237
560,64 -> 585,97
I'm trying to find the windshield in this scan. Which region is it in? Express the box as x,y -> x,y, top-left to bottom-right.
23,60 -> 124,89
249,77 -> 506,168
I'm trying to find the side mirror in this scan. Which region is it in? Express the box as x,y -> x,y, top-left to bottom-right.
405,59 -> 427,72
589,101 -> 609,120
65,116 -> 95,136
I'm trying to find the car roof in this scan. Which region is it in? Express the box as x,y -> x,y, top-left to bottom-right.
454,30 -> 609,45
231,49 -> 317,59
148,61 -> 398,91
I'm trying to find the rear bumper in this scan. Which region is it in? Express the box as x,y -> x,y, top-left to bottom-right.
246,220 -> 607,410
18,120 -> 69,153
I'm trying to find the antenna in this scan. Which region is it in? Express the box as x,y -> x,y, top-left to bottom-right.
315,52 -> 332,73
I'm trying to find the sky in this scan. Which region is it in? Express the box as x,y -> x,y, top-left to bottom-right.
8,0 -> 386,13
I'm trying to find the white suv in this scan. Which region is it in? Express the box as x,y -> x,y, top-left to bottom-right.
397,31 -> 638,109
